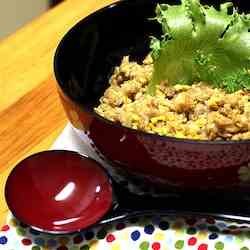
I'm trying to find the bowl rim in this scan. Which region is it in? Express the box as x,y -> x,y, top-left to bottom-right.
54,0 -> 250,146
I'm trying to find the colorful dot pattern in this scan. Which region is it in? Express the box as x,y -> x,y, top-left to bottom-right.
1,214 -> 250,249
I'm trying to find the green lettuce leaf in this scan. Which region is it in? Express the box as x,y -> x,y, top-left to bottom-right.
148,0 -> 250,94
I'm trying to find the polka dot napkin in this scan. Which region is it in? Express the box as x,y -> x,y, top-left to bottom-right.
1,124 -> 250,250
2,213 -> 250,250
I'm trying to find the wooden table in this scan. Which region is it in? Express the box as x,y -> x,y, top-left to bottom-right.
0,0 -> 117,227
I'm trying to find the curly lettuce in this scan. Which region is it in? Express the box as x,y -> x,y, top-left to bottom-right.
148,0 -> 250,94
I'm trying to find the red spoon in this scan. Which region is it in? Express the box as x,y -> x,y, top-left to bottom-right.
5,150 -> 250,234
5,150 -> 113,234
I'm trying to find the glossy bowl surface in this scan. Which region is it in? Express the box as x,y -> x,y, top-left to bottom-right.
5,150 -> 113,233
54,0 -> 250,193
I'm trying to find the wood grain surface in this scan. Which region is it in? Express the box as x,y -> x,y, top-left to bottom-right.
0,0 -> 117,227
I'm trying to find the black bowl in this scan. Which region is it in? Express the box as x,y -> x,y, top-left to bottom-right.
54,0 -> 250,194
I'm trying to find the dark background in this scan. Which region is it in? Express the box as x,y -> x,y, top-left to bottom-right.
50,0 -> 63,7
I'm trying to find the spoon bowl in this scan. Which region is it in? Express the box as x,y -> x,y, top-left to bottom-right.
5,150 -> 113,234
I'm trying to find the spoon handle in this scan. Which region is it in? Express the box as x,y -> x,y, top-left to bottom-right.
98,183 -> 250,226
98,209 -> 250,227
